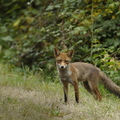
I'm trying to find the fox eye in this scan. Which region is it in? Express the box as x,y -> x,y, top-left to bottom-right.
57,60 -> 62,62
65,60 -> 69,63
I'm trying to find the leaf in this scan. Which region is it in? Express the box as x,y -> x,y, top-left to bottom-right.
0,26 -> 7,33
72,13 -> 79,19
4,50 -> 13,56
71,26 -> 85,34
75,40 -> 83,45
114,39 -> 120,47
13,18 -> 21,27
1,36 -> 13,41
117,32 -> 120,36
46,5 -> 54,10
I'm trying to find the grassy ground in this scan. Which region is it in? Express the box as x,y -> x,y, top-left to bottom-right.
0,64 -> 120,120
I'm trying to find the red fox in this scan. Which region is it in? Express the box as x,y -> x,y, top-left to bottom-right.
54,47 -> 120,103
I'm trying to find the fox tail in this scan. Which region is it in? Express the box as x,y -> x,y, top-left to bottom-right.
100,72 -> 120,97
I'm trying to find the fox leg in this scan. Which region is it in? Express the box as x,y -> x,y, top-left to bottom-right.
62,82 -> 68,103
83,81 -> 93,94
88,81 -> 102,101
73,81 -> 79,103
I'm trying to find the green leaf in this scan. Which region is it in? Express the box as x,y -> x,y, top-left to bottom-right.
46,5 -> 54,10
4,50 -> 13,56
114,39 -> 120,47
117,32 -> 120,36
72,13 -> 79,19
0,26 -> 7,33
1,36 -> 13,41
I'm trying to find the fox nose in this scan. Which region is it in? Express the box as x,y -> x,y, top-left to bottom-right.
61,66 -> 64,69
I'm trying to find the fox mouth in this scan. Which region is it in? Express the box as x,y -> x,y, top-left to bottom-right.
58,64 -> 67,69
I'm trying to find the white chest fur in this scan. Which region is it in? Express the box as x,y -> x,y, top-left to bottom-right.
57,64 -> 74,85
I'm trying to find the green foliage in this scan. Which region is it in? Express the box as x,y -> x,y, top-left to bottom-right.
0,0 -> 120,84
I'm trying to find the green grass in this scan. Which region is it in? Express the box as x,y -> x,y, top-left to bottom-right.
0,63 -> 120,120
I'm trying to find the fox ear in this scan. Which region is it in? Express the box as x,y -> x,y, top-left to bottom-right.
67,49 -> 74,58
54,47 -> 61,57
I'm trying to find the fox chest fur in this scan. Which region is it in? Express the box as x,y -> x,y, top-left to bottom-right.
57,64 -> 74,85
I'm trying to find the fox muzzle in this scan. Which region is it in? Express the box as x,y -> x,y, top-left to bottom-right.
58,64 -> 67,69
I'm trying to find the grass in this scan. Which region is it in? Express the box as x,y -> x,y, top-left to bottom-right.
0,63 -> 120,120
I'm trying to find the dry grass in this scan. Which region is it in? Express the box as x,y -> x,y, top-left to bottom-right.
0,64 -> 120,120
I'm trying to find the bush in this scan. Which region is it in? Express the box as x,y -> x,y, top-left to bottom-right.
0,0 -> 120,84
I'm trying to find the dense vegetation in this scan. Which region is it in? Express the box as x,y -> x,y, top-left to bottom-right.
0,0 -> 120,84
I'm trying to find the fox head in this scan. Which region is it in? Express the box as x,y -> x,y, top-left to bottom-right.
54,48 -> 74,69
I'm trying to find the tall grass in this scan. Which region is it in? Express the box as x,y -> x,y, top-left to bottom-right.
0,63 -> 120,120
